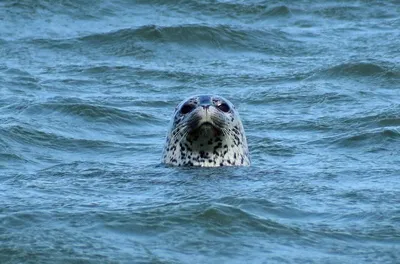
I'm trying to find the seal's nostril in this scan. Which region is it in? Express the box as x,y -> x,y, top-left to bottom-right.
202,105 -> 210,109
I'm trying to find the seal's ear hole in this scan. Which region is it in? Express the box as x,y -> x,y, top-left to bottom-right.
180,104 -> 195,114
217,103 -> 230,113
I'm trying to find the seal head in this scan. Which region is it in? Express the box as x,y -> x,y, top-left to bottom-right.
162,95 -> 250,167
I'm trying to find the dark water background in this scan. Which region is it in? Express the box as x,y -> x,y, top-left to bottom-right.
1,0 -> 400,263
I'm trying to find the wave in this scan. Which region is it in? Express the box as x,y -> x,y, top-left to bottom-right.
245,88 -> 355,106
77,23 -> 300,55
312,62 -> 400,79
250,136 -> 297,157
102,202 -> 299,237
332,128 -> 400,148
134,0 -> 292,18
0,124 -> 118,151
195,203 -> 297,235
41,103 -> 145,124
0,152 -> 27,164
0,0 -> 115,20
339,108 -> 400,132
313,5 -> 362,21
313,2 -> 399,20
20,98 -> 163,126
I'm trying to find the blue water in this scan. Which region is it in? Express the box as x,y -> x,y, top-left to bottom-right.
1,1 -> 399,263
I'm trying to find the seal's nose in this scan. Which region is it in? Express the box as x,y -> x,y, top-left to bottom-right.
201,105 -> 210,109
198,95 -> 212,107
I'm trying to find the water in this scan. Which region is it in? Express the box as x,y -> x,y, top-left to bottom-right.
1,0 -> 399,263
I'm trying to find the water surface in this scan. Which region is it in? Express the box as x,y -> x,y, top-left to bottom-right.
1,0 -> 399,263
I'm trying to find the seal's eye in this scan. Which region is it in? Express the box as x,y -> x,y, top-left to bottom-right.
180,104 -> 195,114
217,103 -> 230,113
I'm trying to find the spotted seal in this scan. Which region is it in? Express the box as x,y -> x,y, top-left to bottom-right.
162,95 -> 250,167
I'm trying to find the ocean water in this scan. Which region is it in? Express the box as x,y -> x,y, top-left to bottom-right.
1,0 -> 399,263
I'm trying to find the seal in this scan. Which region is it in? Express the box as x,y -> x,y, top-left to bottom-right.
162,95 -> 250,167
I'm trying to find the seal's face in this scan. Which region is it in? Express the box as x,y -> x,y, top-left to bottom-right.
175,95 -> 234,140
163,95 -> 250,167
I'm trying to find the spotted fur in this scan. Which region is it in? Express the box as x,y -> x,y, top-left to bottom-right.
162,95 -> 250,167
